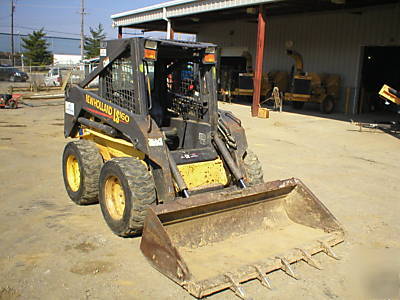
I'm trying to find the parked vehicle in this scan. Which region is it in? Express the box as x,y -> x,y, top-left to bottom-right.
44,67 -> 81,87
44,67 -> 64,86
0,65 -> 29,82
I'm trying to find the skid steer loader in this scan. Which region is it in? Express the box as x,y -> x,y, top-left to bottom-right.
62,38 -> 344,299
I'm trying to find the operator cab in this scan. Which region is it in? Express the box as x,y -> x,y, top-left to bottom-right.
96,38 -> 219,163
141,39 -> 218,156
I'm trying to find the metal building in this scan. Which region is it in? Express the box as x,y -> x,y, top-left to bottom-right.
111,0 -> 400,115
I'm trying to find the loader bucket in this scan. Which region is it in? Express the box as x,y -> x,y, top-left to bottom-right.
140,178 -> 344,299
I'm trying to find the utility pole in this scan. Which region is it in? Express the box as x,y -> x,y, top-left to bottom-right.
11,0 -> 15,66
80,0 -> 85,61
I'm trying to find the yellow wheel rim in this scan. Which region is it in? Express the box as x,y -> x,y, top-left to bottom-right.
104,176 -> 125,220
66,155 -> 80,192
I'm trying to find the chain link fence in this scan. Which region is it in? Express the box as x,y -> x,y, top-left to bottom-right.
0,60 -> 98,93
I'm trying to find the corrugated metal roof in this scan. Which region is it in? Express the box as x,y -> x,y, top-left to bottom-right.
111,0 -> 279,27
111,0 -> 197,19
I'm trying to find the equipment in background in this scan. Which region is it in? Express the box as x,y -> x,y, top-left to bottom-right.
220,72 -> 269,102
62,37 -> 344,299
218,51 -> 289,109
379,84 -> 400,106
351,120 -> 400,135
350,85 -> 400,136
284,49 -> 340,114
0,94 -> 21,109
220,71 -> 289,107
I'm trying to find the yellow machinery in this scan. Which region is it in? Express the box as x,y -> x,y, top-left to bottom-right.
62,38 -> 344,299
379,84 -> 400,105
351,84 -> 400,134
220,72 -> 269,102
285,49 -> 340,113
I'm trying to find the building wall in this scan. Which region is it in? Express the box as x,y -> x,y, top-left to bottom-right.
53,54 -> 82,66
195,4 -> 400,112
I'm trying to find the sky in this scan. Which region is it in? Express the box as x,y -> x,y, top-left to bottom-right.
0,0 -> 168,39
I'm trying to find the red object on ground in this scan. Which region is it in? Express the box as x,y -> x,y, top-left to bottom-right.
0,93 -> 22,109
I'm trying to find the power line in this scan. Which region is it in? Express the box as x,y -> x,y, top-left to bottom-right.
19,25 -> 81,36
13,4 -> 79,9
0,14 -> 12,20
0,25 -> 80,37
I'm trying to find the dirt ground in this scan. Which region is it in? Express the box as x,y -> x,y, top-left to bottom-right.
0,96 -> 399,300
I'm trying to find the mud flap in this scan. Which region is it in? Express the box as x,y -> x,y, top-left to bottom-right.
140,178 -> 344,299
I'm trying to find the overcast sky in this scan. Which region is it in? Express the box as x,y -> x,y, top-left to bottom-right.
0,0 -> 167,39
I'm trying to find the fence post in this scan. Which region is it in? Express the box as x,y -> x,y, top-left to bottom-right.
21,54 -> 24,72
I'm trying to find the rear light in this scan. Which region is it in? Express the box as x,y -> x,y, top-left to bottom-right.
57,76 -> 61,82
203,53 -> 216,64
144,49 -> 157,60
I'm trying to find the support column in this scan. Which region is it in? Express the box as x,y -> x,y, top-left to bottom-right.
163,7 -> 174,40
169,21 -> 175,40
252,5 -> 266,117
167,20 -> 174,40
118,26 -> 122,39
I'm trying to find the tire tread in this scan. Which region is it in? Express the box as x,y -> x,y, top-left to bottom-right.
63,139 -> 103,205
243,150 -> 264,186
101,157 -> 156,237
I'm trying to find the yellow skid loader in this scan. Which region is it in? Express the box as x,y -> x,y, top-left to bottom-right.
62,38 -> 344,299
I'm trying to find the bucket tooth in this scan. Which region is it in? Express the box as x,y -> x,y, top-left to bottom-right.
277,257 -> 298,279
253,265 -> 272,289
318,240 -> 341,260
296,248 -> 323,270
224,273 -> 250,300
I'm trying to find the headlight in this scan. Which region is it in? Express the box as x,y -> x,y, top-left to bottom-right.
205,47 -> 216,54
145,40 -> 158,50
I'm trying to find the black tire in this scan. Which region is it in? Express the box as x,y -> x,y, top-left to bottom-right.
99,157 -> 156,237
62,139 -> 103,205
243,150 -> 264,186
8,100 -> 17,109
320,96 -> 335,114
292,101 -> 305,109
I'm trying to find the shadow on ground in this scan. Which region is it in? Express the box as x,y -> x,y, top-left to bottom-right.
221,97 -> 400,139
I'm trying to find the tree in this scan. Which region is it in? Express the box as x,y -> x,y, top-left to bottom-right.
84,23 -> 106,59
21,29 -> 53,66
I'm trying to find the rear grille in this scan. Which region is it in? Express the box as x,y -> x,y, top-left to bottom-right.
167,63 -> 206,120
293,78 -> 311,95
103,56 -> 136,113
